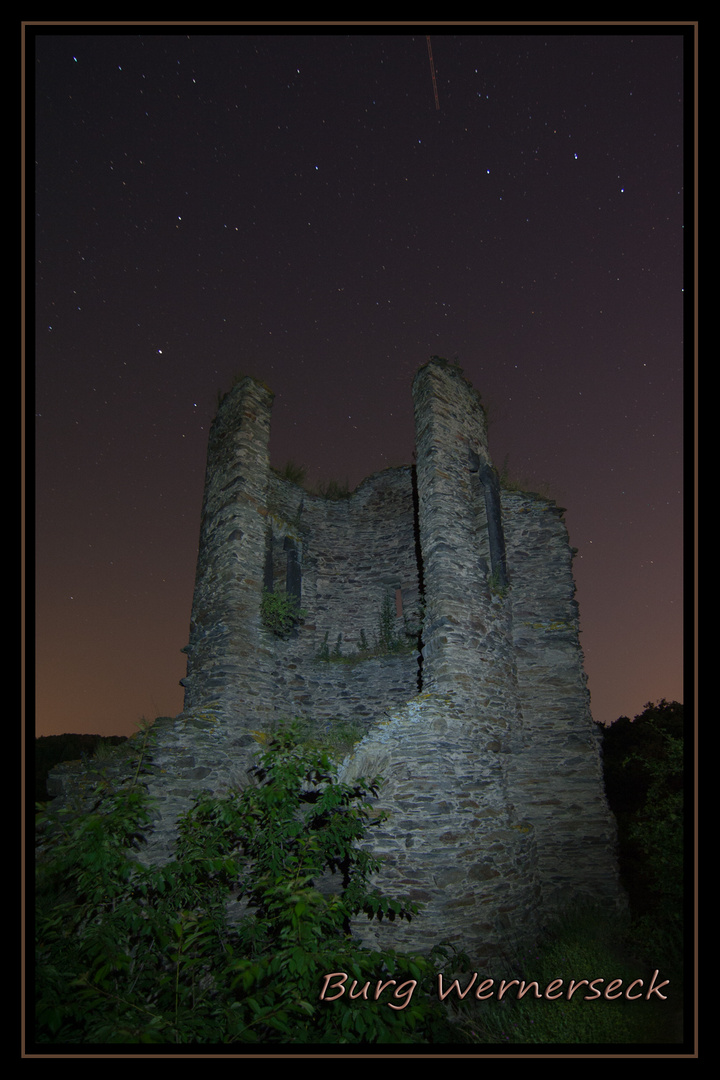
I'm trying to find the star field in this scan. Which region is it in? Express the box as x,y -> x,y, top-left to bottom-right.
31,24 -> 691,736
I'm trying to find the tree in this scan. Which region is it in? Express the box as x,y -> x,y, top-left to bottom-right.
600,701 -> 686,980
34,725 -> 461,1045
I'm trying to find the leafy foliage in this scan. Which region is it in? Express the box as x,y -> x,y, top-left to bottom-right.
260,588 -> 306,637
34,726 -> 461,1045
35,732 -> 129,800
600,701 -> 686,983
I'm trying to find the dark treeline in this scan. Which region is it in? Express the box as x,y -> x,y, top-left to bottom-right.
34,733 -> 128,801
599,699 -> 686,983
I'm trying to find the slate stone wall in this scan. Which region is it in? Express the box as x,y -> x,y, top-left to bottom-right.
48,357 -> 623,961
503,489 -> 624,910
339,692 -> 542,967
261,464 -> 422,733
183,412 -> 423,737
180,376 -> 277,731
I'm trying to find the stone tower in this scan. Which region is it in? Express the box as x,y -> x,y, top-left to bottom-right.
153,357 -> 623,962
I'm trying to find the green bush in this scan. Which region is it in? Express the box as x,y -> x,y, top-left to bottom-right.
260,588 -> 305,638
625,729 -> 684,981
601,702 -> 685,985
34,726 -> 461,1045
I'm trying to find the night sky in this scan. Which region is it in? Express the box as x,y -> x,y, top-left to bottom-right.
31,24 -> 691,739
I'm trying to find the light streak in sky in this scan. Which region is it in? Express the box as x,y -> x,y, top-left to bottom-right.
426,36 -> 440,110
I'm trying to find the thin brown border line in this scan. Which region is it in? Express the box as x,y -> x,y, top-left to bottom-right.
22,17 -> 697,1061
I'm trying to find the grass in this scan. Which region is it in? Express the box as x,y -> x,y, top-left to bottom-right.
315,629 -> 417,665
497,454 -> 554,500
310,478 -> 354,500
270,460 -> 354,500
452,902 -> 682,1046
270,460 -> 308,486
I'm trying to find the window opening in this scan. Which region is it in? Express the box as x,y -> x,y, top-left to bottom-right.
284,536 -> 302,603
479,462 -> 509,589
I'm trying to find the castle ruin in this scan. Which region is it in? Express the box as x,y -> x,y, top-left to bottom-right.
138,356 -> 623,963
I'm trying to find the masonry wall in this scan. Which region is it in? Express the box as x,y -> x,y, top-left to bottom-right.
49,358 -> 624,960
338,360 -> 543,962
180,376 -> 278,730
181,381 -> 422,737
334,360 -> 623,958
261,465 -> 422,734
412,360 -> 518,714
503,490 -> 624,912
340,692 -> 542,965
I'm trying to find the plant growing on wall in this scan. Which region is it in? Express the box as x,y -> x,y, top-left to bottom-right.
315,596 -> 421,666
377,592 -> 399,651
271,460 -> 308,486
488,568 -> 510,599
34,725 -> 462,1045
377,593 -> 421,654
313,478 -> 353,500
316,630 -> 331,661
260,588 -> 305,638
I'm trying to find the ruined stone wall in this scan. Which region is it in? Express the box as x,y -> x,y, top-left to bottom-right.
333,359 -> 623,958
180,376 -> 277,730
261,465 -> 422,734
139,378 -> 430,867
49,357 -> 624,959
412,360 -> 491,695
338,360 -> 542,962
340,692 -> 542,966
503,490 -> 624,913
181,382 -> 422,737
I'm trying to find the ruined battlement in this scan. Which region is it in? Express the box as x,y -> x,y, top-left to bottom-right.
124,357 -> 622,962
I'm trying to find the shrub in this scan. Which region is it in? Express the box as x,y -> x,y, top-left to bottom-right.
260,588 -> 305,638
601,702 -> 686,986
34,726 -> 461,1045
